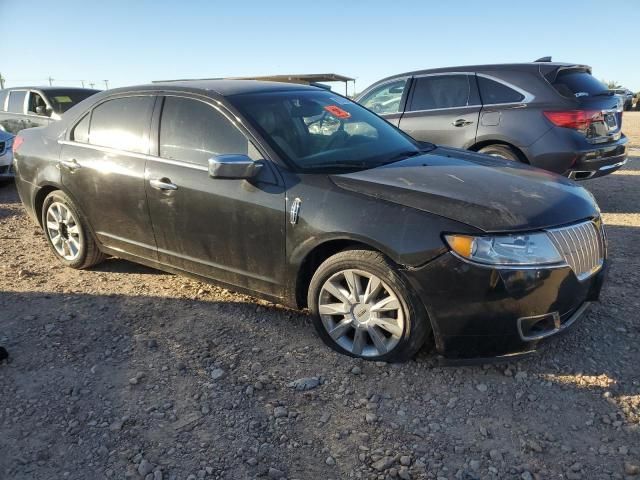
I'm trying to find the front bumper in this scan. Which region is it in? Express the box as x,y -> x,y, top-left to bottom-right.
404,252 -> 606,359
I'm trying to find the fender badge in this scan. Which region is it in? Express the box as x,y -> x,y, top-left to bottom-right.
290,198 -> 301,225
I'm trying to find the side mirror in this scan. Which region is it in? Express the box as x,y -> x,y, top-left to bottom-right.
208,154 -> 262,179
35,105 -> 51,117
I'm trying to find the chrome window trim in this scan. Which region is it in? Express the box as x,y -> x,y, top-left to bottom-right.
57,140 -> 209,172
476,73 -> 535,105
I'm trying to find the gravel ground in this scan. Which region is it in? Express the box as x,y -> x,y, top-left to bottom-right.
1,157 -> 639,480
623,113 -> 640,148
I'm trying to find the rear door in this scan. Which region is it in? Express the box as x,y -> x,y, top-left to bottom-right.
60,94 -> 157,259
145,95 -> 286,297
398,74 -> 481,147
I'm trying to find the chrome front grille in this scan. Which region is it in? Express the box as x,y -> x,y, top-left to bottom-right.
546,220 -> 604,281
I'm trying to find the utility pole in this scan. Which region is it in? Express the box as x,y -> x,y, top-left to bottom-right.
81,80 -> 85,88
89,82 -> 95,88
48,76 -> 54,86
0,73 -> 5,89
104,80 -> 109,90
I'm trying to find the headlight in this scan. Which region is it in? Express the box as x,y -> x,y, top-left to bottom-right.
445,232 -> 564,266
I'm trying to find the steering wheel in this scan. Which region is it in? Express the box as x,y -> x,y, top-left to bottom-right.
324,129 -> 349,150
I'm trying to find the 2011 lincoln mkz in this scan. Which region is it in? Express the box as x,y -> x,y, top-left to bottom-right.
12,80 -> 607,361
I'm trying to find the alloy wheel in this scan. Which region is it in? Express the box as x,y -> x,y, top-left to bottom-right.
318,269 -> 405,357
45,202 -> 82,261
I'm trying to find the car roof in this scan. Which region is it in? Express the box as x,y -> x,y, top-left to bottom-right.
108,79 -> 319,97
1,86 -> 101,92
365,62 -> 591,88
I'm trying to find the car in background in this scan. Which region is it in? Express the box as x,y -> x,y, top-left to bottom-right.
611,88 -> 634,111
357,60 -> 628,180
13,80 -> 606,361
0,87 -> 100,135
0,130 -> 14,183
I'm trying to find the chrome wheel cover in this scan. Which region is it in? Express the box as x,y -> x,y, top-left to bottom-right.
45,202 -> 82,261
318,269 -> 405,357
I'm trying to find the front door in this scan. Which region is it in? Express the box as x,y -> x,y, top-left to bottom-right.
60,95 -> 157,259
398,74 -> 481,148
358,78 -> 409,127
145,95 -> 286,297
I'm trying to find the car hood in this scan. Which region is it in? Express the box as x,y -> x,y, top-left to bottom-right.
330,146 -> 600,233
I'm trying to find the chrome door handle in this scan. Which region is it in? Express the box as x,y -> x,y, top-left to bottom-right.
452,119 -> 474,127
60,158 -> 81,171
149,178 -> 178,191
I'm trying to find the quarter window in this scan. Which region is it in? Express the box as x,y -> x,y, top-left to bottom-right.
0,90 -> 7,111
359,79 -> 407,115
159,96 -> 257,166
89,96 -> 154,154
477,77 -> 525,104
71,114 -> 90,143
408,75 -> 473,111
7,91 -> 27,114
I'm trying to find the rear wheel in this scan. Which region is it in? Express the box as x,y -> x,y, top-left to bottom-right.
41,190 -> 105,269
308,249 -> 431,362
478,144 -> 522,162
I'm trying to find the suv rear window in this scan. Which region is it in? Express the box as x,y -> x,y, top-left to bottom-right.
552,70 -> 608,99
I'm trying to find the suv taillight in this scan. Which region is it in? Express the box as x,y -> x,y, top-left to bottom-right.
12,135 -> 24,154
543,110 -> 603,132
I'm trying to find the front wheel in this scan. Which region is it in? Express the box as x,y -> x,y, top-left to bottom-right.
41,190 -> 105,269
308,250 -> 431,362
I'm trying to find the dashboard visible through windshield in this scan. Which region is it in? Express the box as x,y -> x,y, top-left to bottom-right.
230,90 -> 428,172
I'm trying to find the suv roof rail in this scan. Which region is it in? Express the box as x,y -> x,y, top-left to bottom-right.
534,56 -> 552,62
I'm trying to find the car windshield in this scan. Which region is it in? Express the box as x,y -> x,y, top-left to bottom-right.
229,90 -> 429,172
47,89 -> 100,113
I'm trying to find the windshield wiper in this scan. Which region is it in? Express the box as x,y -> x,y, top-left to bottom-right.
382,149 -> 425,165
592,91 -> 614,97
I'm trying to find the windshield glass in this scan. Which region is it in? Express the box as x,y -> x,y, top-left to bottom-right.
229,90 -> 427,172
47,89 -> 101,113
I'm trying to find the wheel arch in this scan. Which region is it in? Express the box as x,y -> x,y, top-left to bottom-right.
468,140 -> 529,163
294,237 -> 394,309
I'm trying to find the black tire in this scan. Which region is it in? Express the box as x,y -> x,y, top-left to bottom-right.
478,144 -> 522,162
307,249 -> 431,362
41,190 -> 105,269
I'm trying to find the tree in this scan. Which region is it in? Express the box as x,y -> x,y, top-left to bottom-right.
601,79 -> 622,89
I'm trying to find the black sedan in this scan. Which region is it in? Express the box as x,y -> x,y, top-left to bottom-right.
12,80 -> 606,361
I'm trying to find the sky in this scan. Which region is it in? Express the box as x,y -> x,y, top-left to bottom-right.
1,0 -> 639,94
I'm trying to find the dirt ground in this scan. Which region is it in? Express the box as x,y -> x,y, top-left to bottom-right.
1,155 -> 639,480
623,112 -> 640,148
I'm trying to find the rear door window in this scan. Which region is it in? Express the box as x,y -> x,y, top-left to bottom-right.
359,79 -> 407,114
477,77 -> 525,104
89,96 -> 154,154
7,91 -> 27,113
159,96 -> 257,166
408,75 -> 474,111
552,70 -> 608,99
